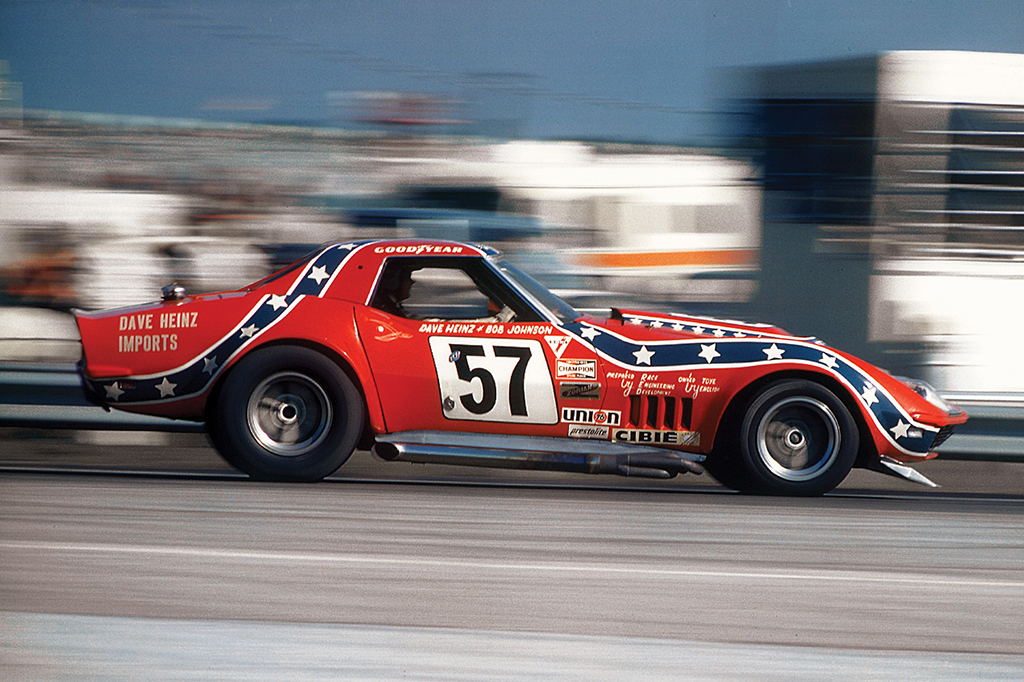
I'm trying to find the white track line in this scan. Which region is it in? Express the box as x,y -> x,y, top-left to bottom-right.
4,540 -> 1022,590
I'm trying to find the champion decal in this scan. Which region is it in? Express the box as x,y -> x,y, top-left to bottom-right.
564,321 -> 939,457
87,243 -> 363,405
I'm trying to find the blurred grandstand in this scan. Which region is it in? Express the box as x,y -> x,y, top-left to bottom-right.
3,50 -> 1024,408
0,106 -> 760,362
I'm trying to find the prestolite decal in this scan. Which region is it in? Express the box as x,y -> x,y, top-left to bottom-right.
612,429 -> 700,446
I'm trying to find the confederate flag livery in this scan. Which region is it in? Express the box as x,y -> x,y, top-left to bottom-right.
74,239 -> 967,495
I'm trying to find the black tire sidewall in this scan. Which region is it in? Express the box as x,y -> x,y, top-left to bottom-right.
213,346 -> 364,481
738,379 -> 858,496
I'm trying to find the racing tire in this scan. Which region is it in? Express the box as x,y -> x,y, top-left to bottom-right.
211,346 -> 364,482
736,379 -> 858,496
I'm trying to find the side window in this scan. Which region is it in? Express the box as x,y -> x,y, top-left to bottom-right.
405,267 -> 497,320
370,261 -> 517,322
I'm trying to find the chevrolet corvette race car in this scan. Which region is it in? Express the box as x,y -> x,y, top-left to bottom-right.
74,239 -> 967,495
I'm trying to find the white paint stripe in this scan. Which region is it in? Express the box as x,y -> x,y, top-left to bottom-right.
4,541 -> 1022,590
320,242 -> 366,298
285,243 -> 335,297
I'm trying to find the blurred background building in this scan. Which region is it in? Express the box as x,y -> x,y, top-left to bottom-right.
748,51 -> 1024,396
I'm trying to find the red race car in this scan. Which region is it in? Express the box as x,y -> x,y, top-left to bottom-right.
74,239 -> 967,495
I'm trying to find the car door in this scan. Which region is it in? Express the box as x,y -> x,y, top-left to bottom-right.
355,256 -> 610,438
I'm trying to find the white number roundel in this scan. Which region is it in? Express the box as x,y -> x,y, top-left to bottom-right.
428,337 -> 558,424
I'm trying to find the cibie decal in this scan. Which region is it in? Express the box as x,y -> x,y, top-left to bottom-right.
559,382 -> 601,400
561,408 -> 621,426
428,336 -> 557,424
613,429 -> 701,446
544,335 -> 571,358
556,358 -> 597,380
568,424 -> 609,440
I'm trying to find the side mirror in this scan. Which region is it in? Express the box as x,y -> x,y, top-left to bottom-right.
161,283 -> 187,301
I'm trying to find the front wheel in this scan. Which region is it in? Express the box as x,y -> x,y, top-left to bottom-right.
736,380 -> 858,496
211,346 -> 364,481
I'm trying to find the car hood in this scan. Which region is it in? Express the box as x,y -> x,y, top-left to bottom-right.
562,308 -> 966,456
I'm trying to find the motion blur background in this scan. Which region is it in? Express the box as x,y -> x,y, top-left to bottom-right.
3,0 -> 1024,408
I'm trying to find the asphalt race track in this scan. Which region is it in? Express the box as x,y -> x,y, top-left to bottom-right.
2,436 -> 1024,680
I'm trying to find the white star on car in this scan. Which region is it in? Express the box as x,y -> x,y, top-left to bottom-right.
580,326 -> 601,341
267,294 -> 288,311
240,324 -> 259,339
699,343 -> 720,364
763,343 -> 785,361
713,328 -> 726,337
649,320 -> 664,328
104,383 -> 124,401
819,353 -> 839,369
633,345 -> 654,365
203,356 -> 218,375
671,323 -> 686,331
308,265 -> 329,285
628,316 -> 644,325
156,377 -> 177,398
691,325 -> 705,335
890,419 -> 911,439
861,384 -> 879,407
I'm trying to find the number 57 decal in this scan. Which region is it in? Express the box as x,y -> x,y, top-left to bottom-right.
428,337 -> 558,424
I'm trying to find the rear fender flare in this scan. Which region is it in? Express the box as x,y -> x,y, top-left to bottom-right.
206,339 -> 380,448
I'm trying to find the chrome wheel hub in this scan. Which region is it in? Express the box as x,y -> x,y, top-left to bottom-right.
247,372 -> 332,457
756,396 -> 840,482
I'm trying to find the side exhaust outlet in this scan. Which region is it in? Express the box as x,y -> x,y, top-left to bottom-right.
373,431 -> 705,480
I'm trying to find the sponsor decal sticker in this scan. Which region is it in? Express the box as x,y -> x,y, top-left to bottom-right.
612,429 -> 701,446
544,335 -> 571,358
559,382 -> 601,400
568,424 -> 609,440
556,358 -> 597,380
561,407 -> 621,426
373,244 -> 465,254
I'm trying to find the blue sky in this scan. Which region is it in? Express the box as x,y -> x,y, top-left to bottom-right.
2,0 -> 1023,143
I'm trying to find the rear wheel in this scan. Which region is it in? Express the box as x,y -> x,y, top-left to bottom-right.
211,346 -> 364,481
735,379 -> 858,496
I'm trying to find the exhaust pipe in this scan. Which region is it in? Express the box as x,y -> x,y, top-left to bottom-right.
373,432 -> 704,480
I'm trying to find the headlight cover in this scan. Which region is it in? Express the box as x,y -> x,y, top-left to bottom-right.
895,376 -> 959,415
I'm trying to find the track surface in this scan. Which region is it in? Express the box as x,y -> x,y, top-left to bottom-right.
2,437 -> 1024,680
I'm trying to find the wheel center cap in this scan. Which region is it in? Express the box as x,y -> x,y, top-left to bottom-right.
276,395 -> 302,425
785,428 -> 805,449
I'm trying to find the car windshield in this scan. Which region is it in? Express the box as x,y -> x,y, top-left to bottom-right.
492,259 -> 580,324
